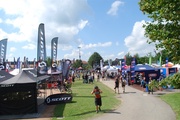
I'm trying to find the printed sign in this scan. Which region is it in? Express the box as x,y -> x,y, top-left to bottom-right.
45,93 -> 73,105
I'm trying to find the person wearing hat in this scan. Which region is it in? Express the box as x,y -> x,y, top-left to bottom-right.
91,86 -> 102,113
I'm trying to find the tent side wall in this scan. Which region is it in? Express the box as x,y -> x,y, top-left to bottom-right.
0,83 -> 37,115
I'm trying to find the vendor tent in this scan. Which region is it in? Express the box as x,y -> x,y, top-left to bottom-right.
127,64 -> 160,83
0,70 -> 37,115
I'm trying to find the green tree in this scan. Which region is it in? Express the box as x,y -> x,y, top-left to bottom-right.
125,52 -> 132,65
72,59 -> 83,69
139,0 -> 180,63
46,56 -> 52,67
88,52 -> 103,68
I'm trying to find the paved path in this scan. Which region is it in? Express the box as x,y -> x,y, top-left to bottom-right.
90,79 -> 176,120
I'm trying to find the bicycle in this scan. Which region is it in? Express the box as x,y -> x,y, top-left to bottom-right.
58,83 -> 72,94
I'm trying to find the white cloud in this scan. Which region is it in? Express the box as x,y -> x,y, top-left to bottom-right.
0,29 -> 8,40
0,0 -> 89,45
10,47 -> 17,52
103,54 -> 115,60
61,45 -> 73,51
64,49 -> 79,60
124,20 -> 156,56
117,51 -> 124,56
78,20 -> 89,30
80,42 -> 112,49
107,0 -> 124,16
22,44 -> 36,50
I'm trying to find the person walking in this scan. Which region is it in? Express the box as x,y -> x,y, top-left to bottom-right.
114,75 -> 120,94
148,77 -> 154,94
91,86 -> 102,113
121,76 -> 126,93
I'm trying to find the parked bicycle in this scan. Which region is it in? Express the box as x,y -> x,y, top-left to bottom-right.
58,83 -> 72,94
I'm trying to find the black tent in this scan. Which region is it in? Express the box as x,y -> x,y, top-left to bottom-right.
0,70 -> 37,115
0,70 -> 14,83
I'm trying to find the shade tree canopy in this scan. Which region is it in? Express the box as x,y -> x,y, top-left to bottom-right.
139,0 -> 180,63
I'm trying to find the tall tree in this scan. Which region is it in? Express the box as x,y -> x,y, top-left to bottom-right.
125,52 -> 132,65
139,0 -> 180,63
72,59 -> 83,69
88,52 -> 103,68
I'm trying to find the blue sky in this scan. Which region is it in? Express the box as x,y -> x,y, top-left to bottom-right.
0,0 -> 157,62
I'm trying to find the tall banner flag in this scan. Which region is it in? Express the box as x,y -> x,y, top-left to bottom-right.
26,57 -> 29,68
121,59 -> 125,78
100,59 -> 103,70
0,39 -> 7,70
14,57 -> 16,69
62,59 -> 71,81
24,56 -> 26,68
37,23 -> 47,76
130,57 -> 136,84
0,39 -> 7,63
16,57 -> 20,69
108,59 -> 111,66
51,37 -> 58,73
33,58 -> 36,68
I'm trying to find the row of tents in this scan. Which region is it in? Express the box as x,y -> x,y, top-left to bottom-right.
101,63 -> 179,83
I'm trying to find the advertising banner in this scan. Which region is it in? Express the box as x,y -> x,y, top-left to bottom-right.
0,39 -> 7,63
45,93 -> 73,105
37,23 -> 47,76
130,57 -> 136,83
51,37 -> 58,73
61,59 -> 71,80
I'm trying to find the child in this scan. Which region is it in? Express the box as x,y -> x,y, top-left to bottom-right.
91,86 -> 102,113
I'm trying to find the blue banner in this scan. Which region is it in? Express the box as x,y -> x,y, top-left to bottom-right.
16,57 -> 20,69
130,57 -> 136,83
121,59 -> 125,78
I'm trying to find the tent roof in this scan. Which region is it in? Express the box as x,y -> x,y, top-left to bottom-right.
135,65 -> 155,71
127,64 -> 156,71
23,69 -> 50,81
0,70 -> 14,83
0,69 -> 50,85
0,70 -> 36,84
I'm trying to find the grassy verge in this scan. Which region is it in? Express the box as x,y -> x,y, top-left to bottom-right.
160,93 -> 180,120
52,79 -> 120,120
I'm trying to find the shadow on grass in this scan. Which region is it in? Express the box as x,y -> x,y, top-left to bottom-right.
72,108 -> 121,116
73,95 -> 108,98
123,92 -> 136,94
54,103 -> 66,117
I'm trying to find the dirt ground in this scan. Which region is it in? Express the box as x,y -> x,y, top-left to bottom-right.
37,88 -> 60,120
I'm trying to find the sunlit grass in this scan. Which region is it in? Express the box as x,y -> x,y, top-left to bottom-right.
52,79 -> 120,120
160,93 -> 180,120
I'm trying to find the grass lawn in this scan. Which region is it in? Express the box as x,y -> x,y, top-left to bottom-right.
52,79 -> 120,120
160,93 -> 180,120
